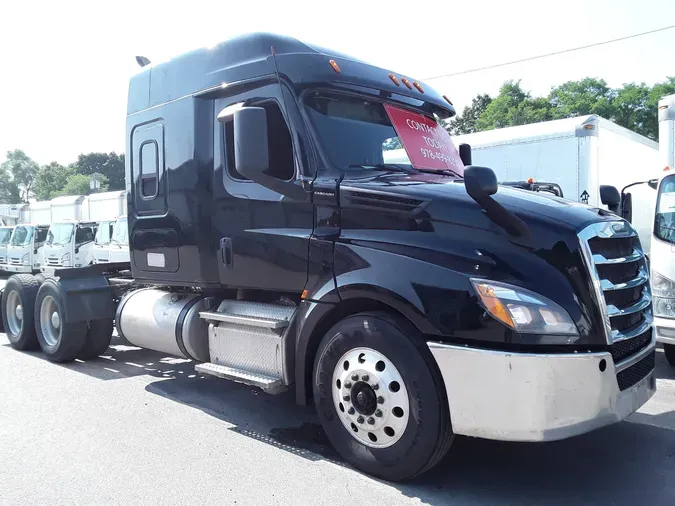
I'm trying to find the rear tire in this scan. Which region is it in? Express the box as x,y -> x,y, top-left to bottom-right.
664,344 -> 675,367
34,273 -> 46,285
34,280 -> 87,363
78,318 -> 114,360
1,274 -> 40,350
312,311 -> 453,481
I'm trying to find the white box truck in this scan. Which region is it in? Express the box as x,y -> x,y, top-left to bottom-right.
652,94 -> 675,365
88,191 -> 126,263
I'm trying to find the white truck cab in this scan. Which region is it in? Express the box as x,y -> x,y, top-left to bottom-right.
6,224 -> 49,273
41,221 -> 98,273
0,225 -> 14,268
653,94 -> 675,365
108,216 -> 130,263
93,220 -> 115,263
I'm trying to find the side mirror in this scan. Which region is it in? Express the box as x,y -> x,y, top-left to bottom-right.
648,179 -> 658,190
75,247 -> 80,254
621,192 -> 633,223
599,185 -> 620,213
232,107 -> 269,181
459,143 -> 472,166
33,248 -> 38,254
464,166 -> 497,201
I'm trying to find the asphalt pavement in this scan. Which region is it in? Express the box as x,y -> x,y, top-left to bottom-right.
1,332 -> 675,506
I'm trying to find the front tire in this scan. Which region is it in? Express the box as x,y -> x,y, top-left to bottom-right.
35,280 -> 88,363
312,312 -> 453,481
664,344 -> 675,367
1,274 -> 40,350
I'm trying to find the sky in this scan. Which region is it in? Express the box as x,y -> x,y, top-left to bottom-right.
1,0 -> 674,166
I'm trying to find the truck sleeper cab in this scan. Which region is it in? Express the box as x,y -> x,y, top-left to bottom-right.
0,33 -> 656,482
41,221 -> 98,272
5,224 -> 48,273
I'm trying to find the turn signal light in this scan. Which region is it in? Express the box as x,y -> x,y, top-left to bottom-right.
329,59 -> 341,73
473,283 -> 515,329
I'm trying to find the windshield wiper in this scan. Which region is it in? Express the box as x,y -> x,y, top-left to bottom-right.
348,164 -> 412,173
416,168 -> 463,178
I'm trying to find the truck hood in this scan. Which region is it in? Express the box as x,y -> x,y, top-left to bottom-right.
339,171 -> 617,235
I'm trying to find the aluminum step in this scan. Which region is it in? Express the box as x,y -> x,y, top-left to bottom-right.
198,300 -> 295,329
195,362 -> 285,394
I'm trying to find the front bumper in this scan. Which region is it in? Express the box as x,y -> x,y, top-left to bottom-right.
655,316 -> 675,345
427,338 -> 656,442
4,264 -> 33,273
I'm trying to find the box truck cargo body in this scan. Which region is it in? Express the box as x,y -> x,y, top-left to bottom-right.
28,201 -> 52,225
50,195 -> 86,222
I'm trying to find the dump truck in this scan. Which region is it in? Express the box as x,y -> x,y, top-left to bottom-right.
0,33 -> 656,481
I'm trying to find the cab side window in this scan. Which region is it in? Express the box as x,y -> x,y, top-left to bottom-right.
76,227 -> 95,246
35,228 -> 48,247
224,101 -> 294,182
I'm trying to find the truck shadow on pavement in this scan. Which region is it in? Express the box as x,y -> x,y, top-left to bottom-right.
10,336 -> 675,505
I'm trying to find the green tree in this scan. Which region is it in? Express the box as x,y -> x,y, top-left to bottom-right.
448,94 -> 492,135
72,152 -> 125,190
33,162 -> 74,200
51,172 -> 109,198
612,82 -> 653,138
476,81 -> 551,131
0,149 -> 39,202
548,77 -> 615,120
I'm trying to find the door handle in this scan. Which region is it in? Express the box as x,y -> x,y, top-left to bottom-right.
220,237 -> 233,267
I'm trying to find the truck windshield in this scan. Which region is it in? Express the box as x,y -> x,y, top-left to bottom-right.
46,223 -> 74,246
95,221 -> 113,245
10,226 -> 33,246
0,228 -> 12,245
112,217 -> 128,245
655,174 -> 675,245
303,91 -> 415,171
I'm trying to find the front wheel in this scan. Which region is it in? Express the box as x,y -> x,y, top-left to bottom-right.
312,312 -> 453,481
664,344 -> 675,367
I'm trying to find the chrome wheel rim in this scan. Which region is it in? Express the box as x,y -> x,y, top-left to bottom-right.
40,295 -> 61,347
332,347 -> 410,448
6,290 -> 23,336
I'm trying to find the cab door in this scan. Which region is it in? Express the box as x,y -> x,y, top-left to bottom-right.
212,82 -> 314,292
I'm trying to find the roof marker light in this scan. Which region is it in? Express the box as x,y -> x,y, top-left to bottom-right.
527,178 -> 534,183
329,59 -> 341,73
401,77 -> 413,90
413,81 -> 424,94
389,73 -> 400,86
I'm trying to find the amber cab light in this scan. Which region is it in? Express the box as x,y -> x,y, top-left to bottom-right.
389,73 -> 400,86
443,95 -> 453,106
329,59 -> 341,73
413,81 -> 424,93
401,77 -> 413,90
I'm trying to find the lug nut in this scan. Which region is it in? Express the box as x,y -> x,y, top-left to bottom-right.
351,373 -> 359,381
344,381 -> 352,389
343,394 -> 350,402
377,396 -> 384,404
347,407 -> 355,415
367,417 -> 375,425
357,416 -> 365,424
362,374 -> 370,382
375,409 -> 383,417
372,384 -> 379,390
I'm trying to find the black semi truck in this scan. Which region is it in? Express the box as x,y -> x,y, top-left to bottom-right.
1,33 -> 656,481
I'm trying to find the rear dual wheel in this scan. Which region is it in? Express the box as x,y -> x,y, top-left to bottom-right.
313,312 -> 453,481
34,280 -> 114,362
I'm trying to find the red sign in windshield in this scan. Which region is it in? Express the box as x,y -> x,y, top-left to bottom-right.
384,104 -> 464,175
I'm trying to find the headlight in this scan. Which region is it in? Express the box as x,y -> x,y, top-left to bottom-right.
471,279 -> 578,335
21,253 -> 30,265
652,271 -> 675,319
61,253 -> 71,266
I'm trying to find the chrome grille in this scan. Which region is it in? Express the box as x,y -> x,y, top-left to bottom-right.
9,257 -> 22,265
578,221 -> 654,372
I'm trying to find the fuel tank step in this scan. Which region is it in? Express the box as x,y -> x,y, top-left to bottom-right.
195,362 -> 285,394
200,300 -> 297,392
